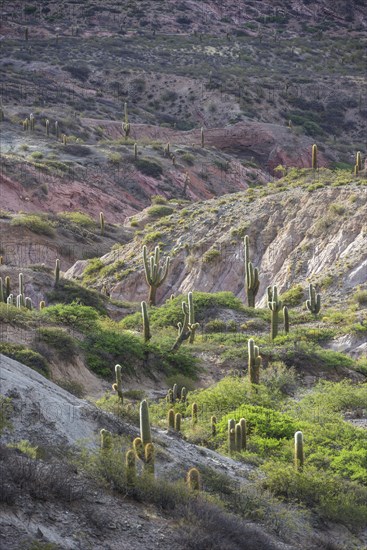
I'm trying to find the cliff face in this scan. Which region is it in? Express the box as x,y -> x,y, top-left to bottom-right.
65,177 -> 367,306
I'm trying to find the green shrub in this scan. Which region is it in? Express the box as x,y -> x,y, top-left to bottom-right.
147,205 -> 174,218
46,280 -> 107,314
151,195 -> 167,204
353,289 -> 367,306
204,319 -> 227,333
41,302 -> 99,332
58,211 -> 95,228
203,248 -> 221,263
135,158 -> 163,178
11,214 -> 55,237
37,327 -> 78,360
279,285 -> 304,307
0,343 -> 49,377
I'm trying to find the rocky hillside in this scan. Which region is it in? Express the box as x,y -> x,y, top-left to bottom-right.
66,169 -> 367,308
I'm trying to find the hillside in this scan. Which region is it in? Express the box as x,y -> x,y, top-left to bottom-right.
1,2 -> 367,550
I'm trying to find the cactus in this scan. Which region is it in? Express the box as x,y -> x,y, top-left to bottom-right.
235,423 -> 242,452
55,120 -> 59,138
356,151 -> 362,171
99,212 -> 105,235
55,258 -> 60,285
142,245 -> 170,306
134,143 -> 138,160
294,431 -> 304,471
228,419 -> 236,453
0,278 -> 4,303
7,294 -> 14,306
248,338 -> 261,384
125,449 -> 136,486
62,134 -> 67,145
181,387 -> 188,402
0,255 -> 2,265
239,418 -> 247,450
140,399 -> 152,446
112,364 -> 123,401
144,442 -> 155,475
355,164 -> 359,176
5,276 -> 10,300
244,235 -> 259,307
183,172 -> 190,197
211,415 -> 217,436
172,293 -> 199,351
141,301 -> 151,342
100,429 -> 112,450
172,383 -> 178,401
133,437 -> 145,461
23,118 -> 29,131
283,305 -> 289,333
19,273 -> 24,296
166,389 -> 173,403
164,143 -> 170,156
122,102 -> 130,138
187,467 -> 201,491
39,300 -> 45,310
29,113 -> 35,131
306,283 -> 321,315
267,285 -> 282,340
192,402 -> 198,425
0,108 -> 4,122
45,119 -> 49,136
25,297 -> 32,310
167,409 -> 175,431
174,412 -> 181,432
188,291 -> 198,344
312,144 -> 317,169
201,127 -> 204,148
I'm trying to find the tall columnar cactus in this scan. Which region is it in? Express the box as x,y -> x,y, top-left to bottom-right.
355,164 -> 359,176
201,127 -> 204,147
192,403 -> 198,425
5,276 -> 10,300
0,108 -> 4,122
294,431 -> 304,471
211,415 -> 217,436
142,245 -> 170,306
228,419 -> 236,453
134,143 -> 138,160
7,294 -> 14,306
267,285 -> 282,340
172,294 -> 199,351
239,418 -> 247,450
248,338 -> 261,384
55,120 -> 59,138
235,423 -> 242,452
174,412 -> 181,432
140,399 -> 152,446
99,212 -> 105,235
144,443 -> 155,475
39,300 -> 46,310
100,429 -> 112,450
122,102 -> 130,138
19,273 -> 24,296
125,449 -> 136,486
188,291 -> 198,344
312,144 -> 317,169
187,467 -> 201,491
181,387 -> 188,402
55,258 -> 60,286
306,283 -> 321,315
45,119 -> 49,136
244,235 -> 259,307
167,409 -> 175,431
25,297 -> 32,310
62,134 -> 67,145
112,364 -> 123,401
141,301 -> 151,342
30,113 -> 35,131
172,383 -> 178,401
0,278 -> 4,303
283,305 -> 289,333
166,389 -> 173,403
356,151 -> 362,171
